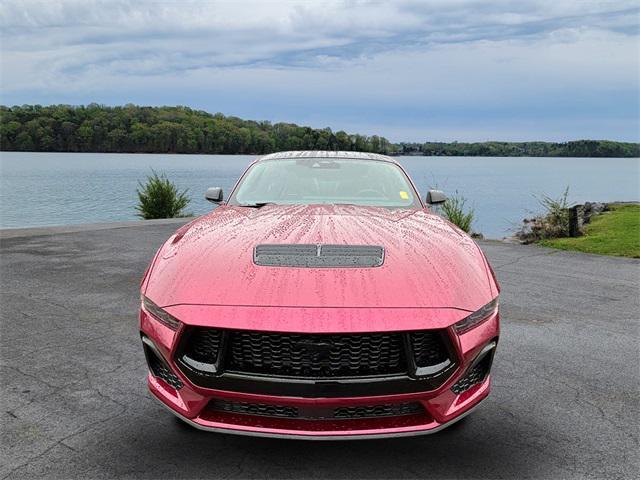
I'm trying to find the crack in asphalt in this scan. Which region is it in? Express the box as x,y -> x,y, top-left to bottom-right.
491,248 -> 560,269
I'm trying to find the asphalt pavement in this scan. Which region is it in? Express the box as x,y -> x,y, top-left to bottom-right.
1,220 -> 638,479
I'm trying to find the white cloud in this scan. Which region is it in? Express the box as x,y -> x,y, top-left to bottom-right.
0,0 -> 638,141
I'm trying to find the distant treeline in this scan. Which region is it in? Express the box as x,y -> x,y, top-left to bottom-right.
1,104 -> 638,157
396,140 -> 640,158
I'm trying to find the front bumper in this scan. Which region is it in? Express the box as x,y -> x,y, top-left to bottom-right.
141,308 -> 498,440
151,384 -> 487,440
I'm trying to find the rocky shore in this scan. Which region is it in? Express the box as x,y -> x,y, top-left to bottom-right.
508,201 -> 637,244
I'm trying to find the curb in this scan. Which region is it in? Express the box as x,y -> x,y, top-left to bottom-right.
0,217 -> 195,240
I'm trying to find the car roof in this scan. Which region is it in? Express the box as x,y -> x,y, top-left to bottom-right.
257,151 -> 399,164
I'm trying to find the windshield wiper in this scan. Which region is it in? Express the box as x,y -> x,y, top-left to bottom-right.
238,202 -> 276,208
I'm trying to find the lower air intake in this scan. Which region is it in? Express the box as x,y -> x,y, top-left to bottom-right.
209,400 -> 424,420
333,403 -> 424,419
211,400 -> 299,418
451,352 -> 493,394
143,341 -> 183,390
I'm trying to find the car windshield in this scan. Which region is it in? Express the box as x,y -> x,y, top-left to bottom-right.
229,158 -> 421,208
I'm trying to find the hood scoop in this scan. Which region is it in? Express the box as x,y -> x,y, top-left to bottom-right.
254,244 -> 384,268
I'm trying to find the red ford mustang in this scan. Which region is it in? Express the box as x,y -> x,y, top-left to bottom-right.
140,151 -> 500,439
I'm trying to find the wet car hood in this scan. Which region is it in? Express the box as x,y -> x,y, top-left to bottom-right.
144,204 -> 493,311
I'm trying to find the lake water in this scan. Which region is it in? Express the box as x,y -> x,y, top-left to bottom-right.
1,152 -> 638,238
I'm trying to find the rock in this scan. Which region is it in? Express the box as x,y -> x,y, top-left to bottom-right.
581,202 -> 608,224
502,235 -> 524,244
510,201 -> 611,243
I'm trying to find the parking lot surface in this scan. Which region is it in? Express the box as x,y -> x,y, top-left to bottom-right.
1,221 -> 638,479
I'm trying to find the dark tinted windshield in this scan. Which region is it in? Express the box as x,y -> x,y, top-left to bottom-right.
229,158 -> 421,208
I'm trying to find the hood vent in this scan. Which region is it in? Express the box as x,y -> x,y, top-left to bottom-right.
254,244 -> 384,268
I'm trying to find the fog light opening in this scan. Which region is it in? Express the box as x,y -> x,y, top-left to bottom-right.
451,341 -> 496,395
142,336 -> 184,390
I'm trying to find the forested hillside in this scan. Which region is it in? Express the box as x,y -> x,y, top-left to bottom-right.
1,104 -> 638,157
0,104 -> 392,154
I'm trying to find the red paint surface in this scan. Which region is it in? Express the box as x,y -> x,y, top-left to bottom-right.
145,204 -> 494,312
140,155 -> 500,438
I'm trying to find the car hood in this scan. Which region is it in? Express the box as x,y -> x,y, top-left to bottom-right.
144,204 -> 494,312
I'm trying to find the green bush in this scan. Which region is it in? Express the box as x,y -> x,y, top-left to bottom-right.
136,170 -> 191,219
534,186 -> 570,237
514,186 -> 572,242
440,192 -> 474,233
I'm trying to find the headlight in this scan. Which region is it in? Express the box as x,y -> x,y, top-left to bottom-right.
454,297 -> 498,334
142,295 -> 181,330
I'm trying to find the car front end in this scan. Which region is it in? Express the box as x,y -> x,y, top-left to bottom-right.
139,152 -> 500,439
140,298 -> 498,439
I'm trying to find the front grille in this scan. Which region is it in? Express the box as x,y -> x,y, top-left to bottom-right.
176,327 -> 457,395
333,403 -> 423,419
451,353 -> 492,394
209,400 -> 424,420
226,331 -> 406,378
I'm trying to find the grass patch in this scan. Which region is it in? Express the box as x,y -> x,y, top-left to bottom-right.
540,204 -> 640,258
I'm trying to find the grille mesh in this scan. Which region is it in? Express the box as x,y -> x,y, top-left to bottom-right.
451,354 -> 492,394
147,349 -> 183,390
333,403 -> 423,419
409,331 -> 450,367
211,400 -> 299,418
182,328 -> 222,364
226,331 -> 407,378
209,400 -> 424,420
254,244 -> 384,267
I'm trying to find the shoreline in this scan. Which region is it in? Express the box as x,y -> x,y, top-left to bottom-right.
3,202 -> 638,241
1,218 -> 516,242
0,219 -> 631,260
1,150 -> 639,159
0,218 -> 194,239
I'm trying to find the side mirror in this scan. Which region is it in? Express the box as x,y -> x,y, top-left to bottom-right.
426,190 -> 447,205
205,187 -> 224,203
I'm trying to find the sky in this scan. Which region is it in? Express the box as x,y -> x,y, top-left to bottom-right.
1,0 -> 639,142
